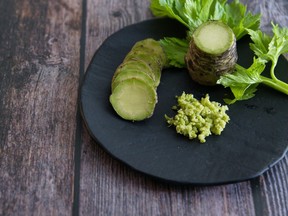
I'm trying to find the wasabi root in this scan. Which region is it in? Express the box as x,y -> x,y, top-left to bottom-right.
185,21 -> 238,86
165,92 -> 230,143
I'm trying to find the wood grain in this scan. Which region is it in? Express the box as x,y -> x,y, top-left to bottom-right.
0,0 -> 82,215
241,1 -> 288,215
0,0 -> 287,215
79,0 -> 287,216
80,134 -> 256,216
84,0 -> 153,69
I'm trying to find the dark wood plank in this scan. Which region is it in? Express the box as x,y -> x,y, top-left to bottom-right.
2,0 -> 286,215
80,133 -> 256,216
241,1 -> 288,215
0,0 -> 82,215
260,156 -> 288,216
84,0 -> 153,70
79,0 -> 288,215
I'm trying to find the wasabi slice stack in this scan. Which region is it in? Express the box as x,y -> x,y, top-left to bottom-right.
109,38 -> 167,121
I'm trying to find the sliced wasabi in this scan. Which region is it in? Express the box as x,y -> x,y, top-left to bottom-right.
112,60 -> 156,84
111,69 -> 155,91
110,38 -> 167,121
110,78 -> 157,121
132,39 -> 167,66
124,51 -> 162,86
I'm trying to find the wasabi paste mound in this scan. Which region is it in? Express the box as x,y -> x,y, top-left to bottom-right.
165,92 -> 230,143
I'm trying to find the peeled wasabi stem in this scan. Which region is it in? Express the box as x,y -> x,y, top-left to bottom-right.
113,59 -> 156,83
110,78 -> 157,121
185,21 -> 238,86
111,69 -> 155,91
124,51 -> 162,86
132,38 -> 168,67
110,38 -> 167,121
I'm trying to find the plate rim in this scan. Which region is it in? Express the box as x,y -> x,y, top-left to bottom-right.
79,18 -> 288,186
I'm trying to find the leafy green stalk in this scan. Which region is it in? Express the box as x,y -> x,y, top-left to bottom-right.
261,76 -> 288,94
150,0 -> 261,68
218,24 -> 288,104
150,0 -> 260,39
150,0 -> 288,103
160,37 -> 189,68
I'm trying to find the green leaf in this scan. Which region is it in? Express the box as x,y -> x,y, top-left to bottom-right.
246,28 -> 272,60
248,24 -> 288,61
160,37 -> 189,68
223,84 -> 258,104
248,23 -> 288,81
223,0 -> 261,39
150,0 -> 261,40
210,0 -> 226,20
150,0 -> 190,28
220,25 -> 288,103
217,58 -> 266,103
150,0 -> 261,69
267,24 -> 288,62
149,0 -> 288,103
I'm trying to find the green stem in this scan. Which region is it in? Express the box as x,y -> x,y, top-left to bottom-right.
270,61 -> 279,81
261,75 -> 288,95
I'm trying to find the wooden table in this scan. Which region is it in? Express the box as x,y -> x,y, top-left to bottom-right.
0,0 -> 287,215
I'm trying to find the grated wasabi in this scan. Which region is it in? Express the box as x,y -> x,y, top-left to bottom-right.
165,92 -> 230,143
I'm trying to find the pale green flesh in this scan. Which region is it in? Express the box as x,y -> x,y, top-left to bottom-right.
133,38 -> 163,52
124,52 -> 161,86
110,38 -> 166,121
110,78 -> 157,121
132,39 -> 167,65
193,21 -> 235,55
111,69 -> 155,91
113,60 -> 156,83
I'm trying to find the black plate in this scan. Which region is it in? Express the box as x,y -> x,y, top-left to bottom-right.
80,18 -> 288,185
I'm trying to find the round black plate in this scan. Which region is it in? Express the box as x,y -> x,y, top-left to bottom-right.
80,18 -> 288,185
